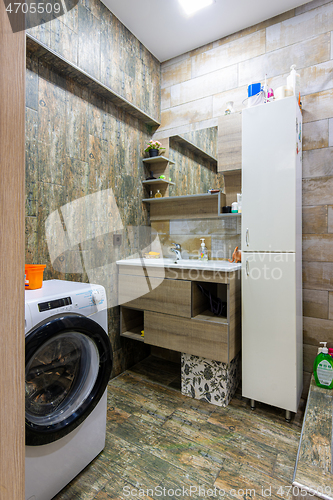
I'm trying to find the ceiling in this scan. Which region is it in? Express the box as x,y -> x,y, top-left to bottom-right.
101,0 -> 313,62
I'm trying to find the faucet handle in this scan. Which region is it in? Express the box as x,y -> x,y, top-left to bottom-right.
172,243 -> 181,249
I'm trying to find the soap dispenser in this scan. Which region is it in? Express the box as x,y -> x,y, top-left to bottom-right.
313,342 -> 333,389
286,64 -> 300,97
199,238 -> 208,261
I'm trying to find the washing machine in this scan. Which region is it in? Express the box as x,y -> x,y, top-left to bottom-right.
25,280 -> 112,500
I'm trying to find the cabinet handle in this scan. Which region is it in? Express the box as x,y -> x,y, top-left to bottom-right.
246,259 -> 249,276
246,228 -> 249,246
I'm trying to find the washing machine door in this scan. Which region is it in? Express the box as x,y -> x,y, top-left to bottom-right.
25,314 -> 112,446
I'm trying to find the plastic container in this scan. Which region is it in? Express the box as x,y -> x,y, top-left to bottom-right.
313,342 -> 333,389
231,202 -> 238,213
286,64 -> 300,97
25,264 -> 46,290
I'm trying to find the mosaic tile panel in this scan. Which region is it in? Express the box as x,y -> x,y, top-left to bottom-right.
181,353 -> 240,407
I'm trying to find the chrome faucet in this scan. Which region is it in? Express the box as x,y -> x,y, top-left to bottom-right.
170,243 -> 182,260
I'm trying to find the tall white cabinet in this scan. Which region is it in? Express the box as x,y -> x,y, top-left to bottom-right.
241,97 -> 303,416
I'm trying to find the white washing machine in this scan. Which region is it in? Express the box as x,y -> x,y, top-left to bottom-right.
25,280 -> 112,500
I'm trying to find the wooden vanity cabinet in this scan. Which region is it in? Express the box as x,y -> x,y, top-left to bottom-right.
118,264 -> 240,364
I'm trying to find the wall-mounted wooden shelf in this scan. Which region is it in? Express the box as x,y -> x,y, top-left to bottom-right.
142,178 -> 175,186
142,192 -> 230,220
142,155 -> 175,165
26,33 -> 160,127
169,135 -> 218,168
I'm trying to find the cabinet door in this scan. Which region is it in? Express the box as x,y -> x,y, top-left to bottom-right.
241,252 -> 300,412
242,98 -> 297,252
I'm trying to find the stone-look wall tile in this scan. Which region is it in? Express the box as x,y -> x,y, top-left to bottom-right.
303,120 -> 328,151
299,60 -> 333,97
329,118 -> 333,147
191,30 -> 265,79
170,218 -> 239,236
303,289 -> 329,319
26,57 -> 39,111
65,84 -> 90,162
302,148 -> 333,178
303,205 -> 328,234
160,97 -> 213,131
303,234 -> 333,261
170,65 -> 238,107
78,4 -> 101,80
329,292 -> 333,319
161,58 -> 191,89
50,18 -> 78,65
27,22 -> 51,46
59,4 -> 79,33
266,2 -> 333,52
328,205 -> 333,232
296,0 -> 332,16
239,33 -> 330,87
161,87 -> 171,110
162,52 -> 190,69
303,176 -> 333,205
302,89 -> 333,124
303,261 -> 333,290
25,217 -> 38,264
303,316 -> 333,346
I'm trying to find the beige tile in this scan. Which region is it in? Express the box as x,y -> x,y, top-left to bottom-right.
303,234 -> 333,261
170,65 -> 238,107
213,85 -> 248,117
239,33 -> 330,87
295,0 -> 332,16
303,120 -> 328,151
191,30 -> 265,79
302,147 -> 333,178
169,218 -> 239,236
266,1 -> 333,52
328,205 -> 333,232
159,97 -> 213,131
161,58 -> 191,89
302,88 -> 333,124
299,60 -> 333,97
151,221 -> 170,235
302,205 -> 328,234
329,292 -> 333,319
303,261 -> 333,290
161,52 -> 190,69
213,10 -> 295,49
303,176 -> 333,205
303,289 -> 329,319
329,118 -> 333,147
303,316 -> 333,344
161,87 -> 171,110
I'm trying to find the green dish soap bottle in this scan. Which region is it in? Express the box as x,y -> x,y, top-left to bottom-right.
313,342 -> 333,389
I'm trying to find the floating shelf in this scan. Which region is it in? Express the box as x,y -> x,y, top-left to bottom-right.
120,330 -> 145,342
169,135 -> 218,167
142,193 -> 236,220
26,33 -> 160,127
142,178 -> 175,186
142,156 -> 175,164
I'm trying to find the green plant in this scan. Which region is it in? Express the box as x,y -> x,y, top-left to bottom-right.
144,140 -> 165,153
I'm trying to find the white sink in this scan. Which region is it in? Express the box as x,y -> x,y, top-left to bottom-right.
116,257 -> 241,272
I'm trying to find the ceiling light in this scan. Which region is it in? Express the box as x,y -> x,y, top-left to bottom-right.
178,0 -> 214,16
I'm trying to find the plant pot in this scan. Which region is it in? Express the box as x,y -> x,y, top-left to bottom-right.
149,149 -> 159,157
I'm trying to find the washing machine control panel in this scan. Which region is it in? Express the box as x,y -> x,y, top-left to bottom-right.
38,296 -> 72,312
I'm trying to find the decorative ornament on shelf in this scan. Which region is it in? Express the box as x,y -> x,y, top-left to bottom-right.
144,140 -> 165,157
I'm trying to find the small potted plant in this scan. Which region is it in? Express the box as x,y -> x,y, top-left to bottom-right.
144,140 -> 165,157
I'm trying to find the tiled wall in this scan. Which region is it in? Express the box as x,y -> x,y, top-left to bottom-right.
157,0 -> 333,395
152,218 -> 241,261
25,0 -> 165,376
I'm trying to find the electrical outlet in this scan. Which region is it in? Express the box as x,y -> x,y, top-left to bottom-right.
113,234 -> 122,246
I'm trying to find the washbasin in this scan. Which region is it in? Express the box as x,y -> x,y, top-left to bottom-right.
116,257 -> 241,272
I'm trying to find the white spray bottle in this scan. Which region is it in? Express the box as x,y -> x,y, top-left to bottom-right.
287,65 -> 300,97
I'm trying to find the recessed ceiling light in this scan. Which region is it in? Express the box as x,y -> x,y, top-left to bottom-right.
178,0 -> 214,17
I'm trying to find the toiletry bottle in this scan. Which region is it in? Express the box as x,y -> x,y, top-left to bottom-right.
313,342 -> 333,389
286,65 -> 300,96
155,189 -> 162,198
199,238 -> 208,261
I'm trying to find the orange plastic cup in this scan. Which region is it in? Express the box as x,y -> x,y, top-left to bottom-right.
25,264 -> 46,290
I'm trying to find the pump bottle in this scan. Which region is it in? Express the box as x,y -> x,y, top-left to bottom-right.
199,238 -> 208,261
313,342 -> 333,389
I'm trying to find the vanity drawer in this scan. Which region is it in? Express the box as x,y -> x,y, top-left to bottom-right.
118,275 -> 192,318
144,311 -> 229,363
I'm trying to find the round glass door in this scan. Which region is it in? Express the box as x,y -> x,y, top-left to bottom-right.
25,315 -> 112,446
